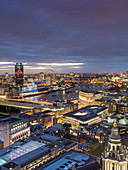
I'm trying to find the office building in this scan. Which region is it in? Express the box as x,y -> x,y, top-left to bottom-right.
0,86 -> 5,95
5,72 -> 8,79
0,117 -> 30,148
40,133 -> 78,151
0,77 -> 3,86
15,63 -> 24,87
53,117 -> 58,125
35,73 -> 38,79
20,110 -> 53,126
39,72 -> 44,80
79,90 -> 102,105
70,72 -> 74,78
46,76 -> 52,86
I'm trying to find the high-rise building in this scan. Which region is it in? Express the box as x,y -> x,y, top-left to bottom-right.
0,77 -> 3,86
39,72 -> 44,80
15,63 -> 24,87
102,119 -> 127,170
5,72 -> 8,79
53,117 -> 58,125
46,76 -> 52,86
70,72 -> 74,78
34,73 -> 38,79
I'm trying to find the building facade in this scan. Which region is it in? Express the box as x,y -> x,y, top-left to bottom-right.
0,117 -> 30,148
46,76 -> 52,86
79,90 -> 102,106
39,72 -> 45,80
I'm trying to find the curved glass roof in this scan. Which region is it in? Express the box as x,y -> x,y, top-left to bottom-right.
0,141 -> 44,165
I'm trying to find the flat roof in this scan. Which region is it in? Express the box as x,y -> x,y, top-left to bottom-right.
41,134 -> 60,141
80,90 -> 101,94
0,117 -> 26,124
0,100 -> 41,109
39,134 -> 76,147
64,105 -> 107,122
44,157 -> 76,170
43,150 -> 96,170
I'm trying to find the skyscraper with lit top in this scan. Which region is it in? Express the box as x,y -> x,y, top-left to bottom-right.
15,63 -> 24,87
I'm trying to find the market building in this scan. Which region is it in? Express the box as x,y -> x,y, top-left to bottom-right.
63,105 -> 108,130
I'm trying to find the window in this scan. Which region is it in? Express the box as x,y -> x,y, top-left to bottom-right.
54,151 -> 56,156
112,153 -> 115,158
112,163 -> 114,170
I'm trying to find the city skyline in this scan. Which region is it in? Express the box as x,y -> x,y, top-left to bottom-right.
0,0 -> 128,74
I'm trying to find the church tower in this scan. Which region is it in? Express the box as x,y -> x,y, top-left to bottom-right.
102,119 -> 127,170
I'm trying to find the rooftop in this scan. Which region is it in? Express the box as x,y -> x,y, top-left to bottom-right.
44,157 -> 76,170
0,100 -> 40,109
80,90 -> 101,94
64,105 -> 107,122
0,117 -> 26,129
0,141 -> 44,166
41,134 -> 60,141
3,162 -> 18,169
40,134 -> 76,148
0,117 -> 20,123
43,150 -> 98,170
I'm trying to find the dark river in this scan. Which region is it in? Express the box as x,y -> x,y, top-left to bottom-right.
25,83 -> 109,102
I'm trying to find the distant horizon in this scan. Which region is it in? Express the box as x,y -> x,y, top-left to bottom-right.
0,69 -> 127,76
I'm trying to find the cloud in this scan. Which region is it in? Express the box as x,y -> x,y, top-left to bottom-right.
0,0 -> 128,73
0,62 -> 15,65
36,63 -> 84,66
70,66 -> 81,69
25,66 -> 50,70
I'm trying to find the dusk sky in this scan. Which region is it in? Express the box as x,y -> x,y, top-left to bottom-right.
0,0 -> 128,74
